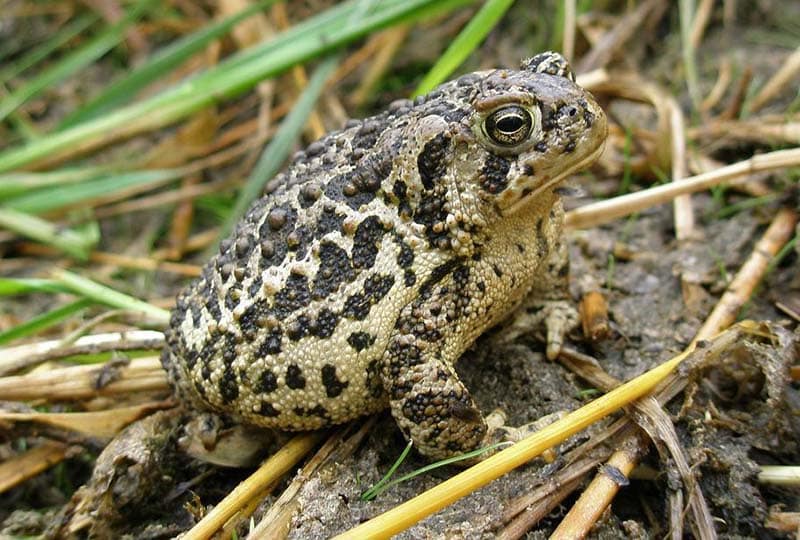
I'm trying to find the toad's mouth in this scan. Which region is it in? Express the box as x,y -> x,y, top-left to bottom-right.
500,140 -> 606,216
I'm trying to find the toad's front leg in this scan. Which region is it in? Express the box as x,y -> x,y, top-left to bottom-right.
378,269 -> 517,461
499,232 -> 579,359
381,330 -> 487,461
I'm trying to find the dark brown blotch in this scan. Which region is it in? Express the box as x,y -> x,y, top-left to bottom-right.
219,364 -> 239,404
285,364 -> 306,390
347,331 -> 376,352
257,401 -> 280,417
258,369 -> 278,393
313,240 -> 354,299
417,133 -> 450,190
310,308 -> 340,338
479,154 -> 511,194
321,364 -> 348,398
352,216 -> 387,269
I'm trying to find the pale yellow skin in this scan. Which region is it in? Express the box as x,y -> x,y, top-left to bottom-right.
161,52 -> 607,460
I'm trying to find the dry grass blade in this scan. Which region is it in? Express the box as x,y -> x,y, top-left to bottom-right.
748,46 -> 800,113
565,147 -> 800,230
0,441 -> 69,495
247,418 -> 375,538
181,432 -> 324,540
0,329 -> 164,376
0,402 -> 170,439
0,356 -> 167,401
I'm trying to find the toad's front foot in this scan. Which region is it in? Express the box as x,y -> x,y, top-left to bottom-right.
499,299 -> 579,359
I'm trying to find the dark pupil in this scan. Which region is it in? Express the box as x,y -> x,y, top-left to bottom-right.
496,114 -> 524,133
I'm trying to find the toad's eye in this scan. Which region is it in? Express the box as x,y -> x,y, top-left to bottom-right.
484,105 -> 533,146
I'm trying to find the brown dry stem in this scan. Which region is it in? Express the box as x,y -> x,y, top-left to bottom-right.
748,46 -> 800,113
700,56 -> 732,112
0,330 -> 164,376
0,356 -> 167,401
566,147 -> 800,230
0,401 -> 170,439
0,440 -> 69,495
247,418 -> 376,539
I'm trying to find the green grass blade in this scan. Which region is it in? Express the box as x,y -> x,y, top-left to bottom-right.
0,298 -> 93,346
0,0 -> 474,173
0,207 -> 95,260
58,0 -> 278,129
53,269 -> 170,324
220,55 -> 339,239
0,14 -> 98,87
4,168 -> 186,214
413,0 -> 514,96
0,278 -> 71,295
362,441 -> 507,500
0,165 -> 116,198
0,0 -> 157,124
5,111 -> 41,142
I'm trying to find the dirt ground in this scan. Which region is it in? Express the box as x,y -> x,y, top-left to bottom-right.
1,1 -> 799,538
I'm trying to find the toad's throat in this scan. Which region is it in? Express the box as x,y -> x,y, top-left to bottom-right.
500,141 -> 605,216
